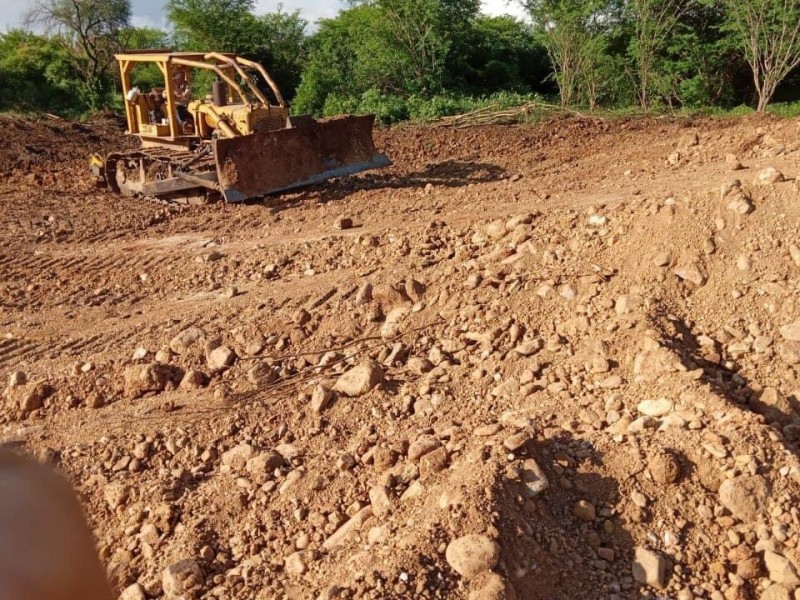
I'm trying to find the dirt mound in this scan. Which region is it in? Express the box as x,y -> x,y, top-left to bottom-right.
0,113 -> 127,179
2,113 -> 800,599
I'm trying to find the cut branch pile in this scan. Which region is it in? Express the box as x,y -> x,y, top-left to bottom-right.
433,101 -> 589,128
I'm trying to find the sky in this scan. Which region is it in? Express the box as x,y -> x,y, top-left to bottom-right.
0,0 -> 529,32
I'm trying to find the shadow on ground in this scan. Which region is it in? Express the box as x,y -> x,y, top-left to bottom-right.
259,160 -> 508,213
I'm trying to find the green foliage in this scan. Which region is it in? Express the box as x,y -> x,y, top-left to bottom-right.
0,30 -> 82,116
720,0 -> 800,110
294,1 -> 551,117
4,0 -> 800,121
26,0 -> 132,109
166,0 -> 307,99
455,16 -> 552,95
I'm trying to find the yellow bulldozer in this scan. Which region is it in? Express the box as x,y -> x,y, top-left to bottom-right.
92,51 -> 390,203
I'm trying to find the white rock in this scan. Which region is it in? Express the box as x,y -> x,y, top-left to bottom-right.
334,361 -> 384,397
637,398 -> 673,417
632,547 -> 668,589
445,534 -> 500,579
719,475 -> 768,522
169,327 -> 205,355
763,550 -> 800,587
207,345 -> 236,372
162,559 -> 203,598
780,322 -> 800,342
757,167 -> 784,185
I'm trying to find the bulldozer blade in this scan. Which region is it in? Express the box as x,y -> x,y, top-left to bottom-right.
213,115 -> 391,203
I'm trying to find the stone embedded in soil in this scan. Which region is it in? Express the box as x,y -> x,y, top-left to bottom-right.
8,370 -> 27,387
760,585 -> 791,600
355,282 -> 373,304
120,583 -> 147,600
674,260 -> 707,286
648,450 -> 681,485
322,505 -> 373,549
369,485 -> 392,517
221,443 -> 255,472
333,361 -> 384,397
169,327 -> 205,355
123,363 -> 174,399
468,572 -> 518,600
311,384 -> 333,413
725,153 -> 742,170
780,322 -> 800,342
763,550 -> 800,587
246,451 -> 284,483
284,551 -> 308,576
445,534 -> 500,579
632,547 -> 668,589
790,244 -> 800,267
407,356 -> 433,374
757,167 -> 784,185
334,215 -> 353,230
162,558 -> 203,598
179,369 -> 206,390
719,475 -> 768,522
207,345 -> 236,372
520,458 -> 549,497
573,500 -> 596,522
779,342 -> 800,365
408,435 -> 442,461
750,387 -> 797,425
637,398 -> 673,417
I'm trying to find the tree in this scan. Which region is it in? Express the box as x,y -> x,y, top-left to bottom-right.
523,0 -> 614,107
25,0 -> 131,108
629,0 -> 689,109
457,15 -> 552,95
167,0 -> 307,99
0,30 -> 78,114
721,0 -> 800,111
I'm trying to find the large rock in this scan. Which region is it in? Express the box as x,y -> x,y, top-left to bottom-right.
468,572 -> 518,600
119,583 -> 147,600
372,283 -> 410,309
15,381 -> 54,413
779,342 -> 800,365
780,322 -> 800,342
750,387 -> 797,425
334,361 -> 384,397
169,327 -> 206,355
162,559 -> 203,597
311,384 -> 333,413
637,398 -> 673,417
207,345 -> 236,372
123,363 -> 175,399
221,443 -> 255,472
632,547 -> 668,589
446,534 -> 500,579
763,551 -> 800,588
760,584 -> 791,600
719,475 -> 768,522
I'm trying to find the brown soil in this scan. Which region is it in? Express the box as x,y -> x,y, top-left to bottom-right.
2,111 -> 800,600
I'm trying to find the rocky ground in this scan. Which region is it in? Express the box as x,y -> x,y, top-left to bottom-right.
1,111 -> 800,600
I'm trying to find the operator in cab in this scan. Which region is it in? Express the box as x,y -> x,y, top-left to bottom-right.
167,67 -> 195,133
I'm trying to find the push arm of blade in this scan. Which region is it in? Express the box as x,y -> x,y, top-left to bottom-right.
205,53 -> 269,107
174,171 -> 222,192
171,58 -> 248,105
177,145 -> 212,171
235,57 -> 286,108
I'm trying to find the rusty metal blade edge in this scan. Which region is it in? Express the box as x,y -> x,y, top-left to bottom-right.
220,153 -> 392,203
